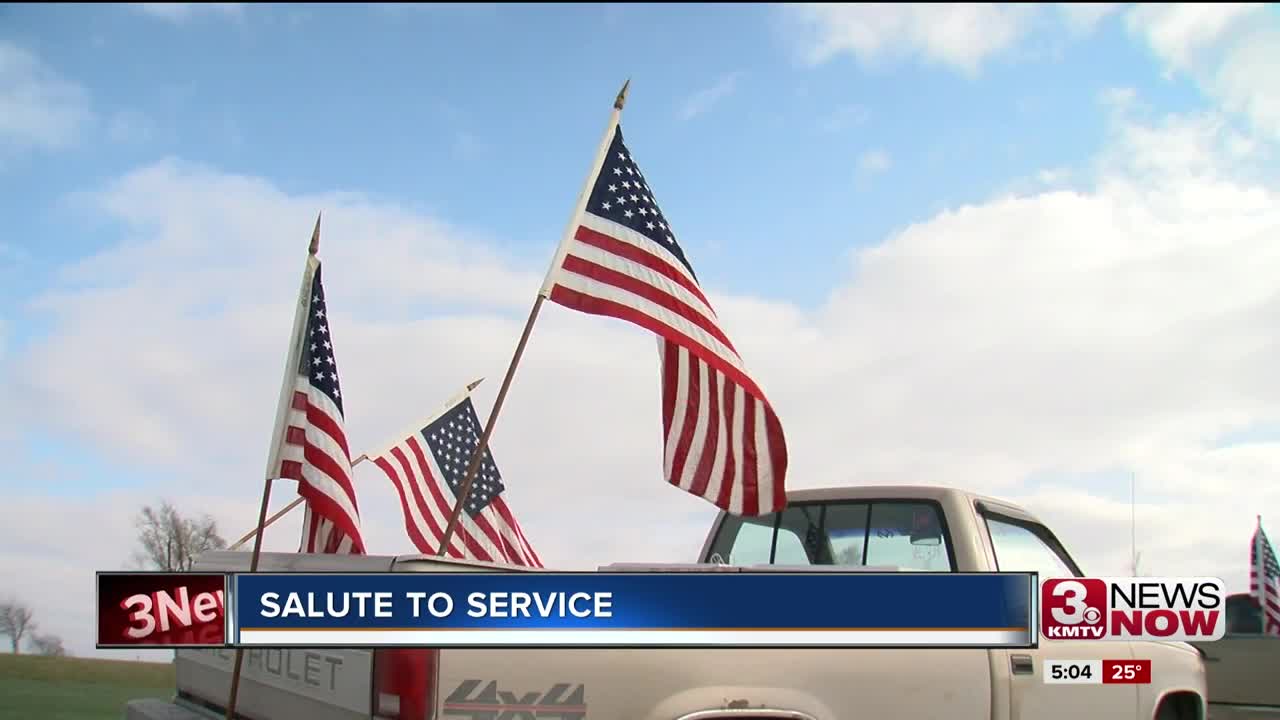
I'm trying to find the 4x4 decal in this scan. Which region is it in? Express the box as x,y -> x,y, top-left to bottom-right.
443,679 -> 587,720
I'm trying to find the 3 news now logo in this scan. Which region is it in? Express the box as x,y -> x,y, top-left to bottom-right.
1041,577 -> 1226,642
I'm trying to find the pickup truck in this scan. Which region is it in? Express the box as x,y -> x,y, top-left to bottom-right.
1191,593 -> 1280,719
126,484 -> 1208,720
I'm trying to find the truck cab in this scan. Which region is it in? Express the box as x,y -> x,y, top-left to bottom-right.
696,486 -> 1207,720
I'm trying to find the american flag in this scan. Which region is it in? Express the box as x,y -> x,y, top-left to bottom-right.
268,257 -> 366,556
541,123 -> 789,516
1252,521 -> 1280,636
369,395 -> 542,567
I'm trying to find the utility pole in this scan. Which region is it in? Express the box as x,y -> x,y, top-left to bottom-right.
1130,470 -> 1138,576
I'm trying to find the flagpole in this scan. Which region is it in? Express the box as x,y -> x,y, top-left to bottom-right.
225,213 -> 323,720
437,79 -> 631,557
228,376 -> 488,549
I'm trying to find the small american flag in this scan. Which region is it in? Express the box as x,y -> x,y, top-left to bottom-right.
1252,520 -> 1280,636
370,396 -> 542,567
541,123 -> 789,516
267,252 -> 366,556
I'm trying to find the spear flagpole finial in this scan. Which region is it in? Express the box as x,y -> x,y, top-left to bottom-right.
309,212 -> 322,255
614,78 -> 631,110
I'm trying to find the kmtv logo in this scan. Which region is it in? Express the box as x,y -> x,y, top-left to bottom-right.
1042,577 -> 1226,641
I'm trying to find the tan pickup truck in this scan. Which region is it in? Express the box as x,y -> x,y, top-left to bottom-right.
126,485 -> 1208,720
1192,593 -> 1280,720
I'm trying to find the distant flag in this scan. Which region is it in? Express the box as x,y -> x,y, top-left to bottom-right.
538,112 -> 788,516
263,217 -> 366,555
369,393 -> 542,567
1251,518 -> 1280,636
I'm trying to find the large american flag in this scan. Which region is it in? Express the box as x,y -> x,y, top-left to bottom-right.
541,123 -> 789,516
369,396 -> 541,566
270,259 -> 366,555
1252,522 -> 1280,636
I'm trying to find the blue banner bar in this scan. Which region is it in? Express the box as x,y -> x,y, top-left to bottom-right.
231,572 -> 1036,649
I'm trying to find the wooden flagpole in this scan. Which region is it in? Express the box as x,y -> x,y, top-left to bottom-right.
437,79 -> 631,556
224,213 -> 323,720
227,376 -> 487,549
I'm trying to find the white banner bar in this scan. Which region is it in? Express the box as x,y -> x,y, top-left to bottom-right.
237,628 -> 1030,647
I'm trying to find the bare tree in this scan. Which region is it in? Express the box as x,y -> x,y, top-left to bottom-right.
134,501 -> 227,572
29,633 -> 66,657
0,600 -> 36,654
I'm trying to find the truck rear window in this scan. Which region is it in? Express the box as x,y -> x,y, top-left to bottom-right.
704,500 -> 955,571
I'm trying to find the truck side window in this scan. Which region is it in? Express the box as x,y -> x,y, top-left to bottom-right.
706,501 -> 954,570
984,515 -> 1078,579
863,502 -> 953,572
704,515 -> 808,565
1225,593 -> 1264,635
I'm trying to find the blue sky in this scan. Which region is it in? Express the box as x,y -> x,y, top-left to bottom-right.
3,2 -> 1204,311
2,3 -> 1280,656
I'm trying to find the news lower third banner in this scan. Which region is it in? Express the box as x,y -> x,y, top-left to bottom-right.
229,572 -> 1037,648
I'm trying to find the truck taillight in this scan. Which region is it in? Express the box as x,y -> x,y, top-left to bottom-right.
374,648 -> 439,720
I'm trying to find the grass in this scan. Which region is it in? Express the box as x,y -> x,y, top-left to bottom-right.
0,653 -> 176,720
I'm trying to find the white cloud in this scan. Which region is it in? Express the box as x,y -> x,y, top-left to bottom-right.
1127,3 -> 1280,138
679,72 -> 743,120
857,148 -> 892,175
0,42 -> 92,153
1126,3 -> 1265,72
7,95 -> 1280,658
132,3 -> 244,22
1058,2 -> 1123,34
788,3 -> 1040,75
